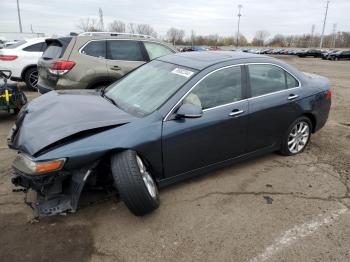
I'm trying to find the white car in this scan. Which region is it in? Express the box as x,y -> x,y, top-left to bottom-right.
0,38 -> 47,90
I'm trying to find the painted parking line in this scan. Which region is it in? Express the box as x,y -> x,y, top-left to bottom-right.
249,208 -> 348,262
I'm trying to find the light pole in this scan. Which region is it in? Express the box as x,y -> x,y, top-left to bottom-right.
320,0 -> 330,49
236,4 -> 242,47
16,0 -> 23,33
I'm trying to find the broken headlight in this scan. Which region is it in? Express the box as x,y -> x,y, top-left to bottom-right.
12,153 -> 66,175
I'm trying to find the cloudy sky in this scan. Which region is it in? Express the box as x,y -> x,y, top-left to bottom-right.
1,0 -> 349,40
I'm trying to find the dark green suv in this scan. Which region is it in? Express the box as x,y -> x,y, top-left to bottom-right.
37,32 -> 177,93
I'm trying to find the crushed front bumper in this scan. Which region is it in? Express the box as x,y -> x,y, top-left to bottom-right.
11,165 -> 95,217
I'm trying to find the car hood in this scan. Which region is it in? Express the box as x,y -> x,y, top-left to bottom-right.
8,90 -> 137,156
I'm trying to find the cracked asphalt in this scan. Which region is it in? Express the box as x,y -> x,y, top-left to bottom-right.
0,57 -> 349,262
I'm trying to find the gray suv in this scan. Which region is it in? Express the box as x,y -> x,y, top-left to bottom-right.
37,32 -> 177,93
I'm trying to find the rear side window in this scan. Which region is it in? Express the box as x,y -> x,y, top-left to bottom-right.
185,66 -> 242,110
23,42 -> 44,52
144,42 -> 174,60
81,41 -> 106,58
107,40 -> 144,61
248,64 -> 299,97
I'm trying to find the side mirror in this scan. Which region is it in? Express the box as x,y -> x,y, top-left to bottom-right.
176,103 -> 203,118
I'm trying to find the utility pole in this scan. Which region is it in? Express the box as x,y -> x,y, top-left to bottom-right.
320,0 -> 330,49
236,4 -> 242,47
16,0 -> 23,33
99,8 -> 104,31
309,24 -> 315,47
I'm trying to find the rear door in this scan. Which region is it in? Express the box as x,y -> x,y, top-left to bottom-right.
106,40 -> 146,81
246,63 -> 302,152
70,40 -> 108,86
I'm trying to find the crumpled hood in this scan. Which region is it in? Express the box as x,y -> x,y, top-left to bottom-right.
9,90 -> 137,155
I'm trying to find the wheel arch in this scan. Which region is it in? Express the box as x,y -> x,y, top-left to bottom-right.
302,113 -> 317,133
21,64 -> 37,80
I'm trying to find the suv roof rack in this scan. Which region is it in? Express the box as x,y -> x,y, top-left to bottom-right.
78,32 -> 155,39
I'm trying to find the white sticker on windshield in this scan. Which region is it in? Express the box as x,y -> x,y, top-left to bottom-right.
171,68 -> 194,78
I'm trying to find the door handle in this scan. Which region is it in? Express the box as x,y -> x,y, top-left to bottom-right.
288,94 -> 299,100
229,109 -> 244,117
110,66 -> 121,71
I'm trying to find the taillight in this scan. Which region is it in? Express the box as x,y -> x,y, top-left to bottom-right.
326,89 -> 332,99
49,60 -> 76,75
0,55 -> 18,61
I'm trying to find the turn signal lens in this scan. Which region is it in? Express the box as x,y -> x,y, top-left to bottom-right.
12,154 -> 66,175
35,159 -> 65,174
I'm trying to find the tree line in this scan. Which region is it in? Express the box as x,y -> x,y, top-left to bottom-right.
77,19 -> 350,48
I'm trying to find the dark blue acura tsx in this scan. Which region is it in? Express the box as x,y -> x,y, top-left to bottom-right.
8,51 -> 331,216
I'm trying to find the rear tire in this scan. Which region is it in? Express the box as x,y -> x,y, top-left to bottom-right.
24,67 -> 38,90
111,150 -> 159,216
279,116 -> 312,156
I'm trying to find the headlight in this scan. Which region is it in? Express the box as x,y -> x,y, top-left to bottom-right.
12,154 -> 66,175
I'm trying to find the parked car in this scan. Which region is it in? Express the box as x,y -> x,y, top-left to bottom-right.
209,46 -> 222,51
296,49 -> 322,58
0,38 -> 48,90
321,50 -> 338,60
37,32 -> 177,94
327,50 -> 350,60
8,51 -> 331,217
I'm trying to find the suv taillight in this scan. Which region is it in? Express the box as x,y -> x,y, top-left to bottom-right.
49,60 -> 76,75
326,89 -> 332,100
0,55 -> 18,61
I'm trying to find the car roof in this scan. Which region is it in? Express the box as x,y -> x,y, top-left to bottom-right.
157,51 -> 267,70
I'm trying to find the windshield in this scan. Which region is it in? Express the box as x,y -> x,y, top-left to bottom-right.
105,60 -> 197,116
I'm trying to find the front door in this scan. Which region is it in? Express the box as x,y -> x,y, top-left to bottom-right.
162,65 -> 248,178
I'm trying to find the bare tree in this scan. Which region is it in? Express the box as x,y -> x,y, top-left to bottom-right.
252,30 -> 270,46
135,24 -> 157,37
109,20 -> 126,32
166,28 -> 185,45
128,23 -> 136,34
77,17 -> 102,32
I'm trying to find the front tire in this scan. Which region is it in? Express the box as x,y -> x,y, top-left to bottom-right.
111,150 -> 159,216
279,117 -> 312,156
24,67 -> 38,90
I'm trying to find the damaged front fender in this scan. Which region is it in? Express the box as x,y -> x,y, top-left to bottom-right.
12,162 -> 98,217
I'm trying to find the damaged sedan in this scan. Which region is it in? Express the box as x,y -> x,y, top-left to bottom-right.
7,51 -> 331,217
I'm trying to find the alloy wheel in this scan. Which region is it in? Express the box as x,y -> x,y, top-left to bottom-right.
288,121 -> 310,154
29,70 -> 38,88
136,155 -> 158,199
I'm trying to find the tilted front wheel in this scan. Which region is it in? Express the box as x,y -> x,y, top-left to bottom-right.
111,150 -> 159,216
279,117 -> 312,156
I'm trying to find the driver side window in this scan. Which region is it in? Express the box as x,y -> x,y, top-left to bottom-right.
184,66 -> 242,110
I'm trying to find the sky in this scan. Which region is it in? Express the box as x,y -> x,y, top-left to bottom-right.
0,0 -> 349,40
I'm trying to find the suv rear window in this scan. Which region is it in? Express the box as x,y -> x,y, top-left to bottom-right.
81,40 -> 106,58
42,37 -> 72,60
107,40 -> 144,61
